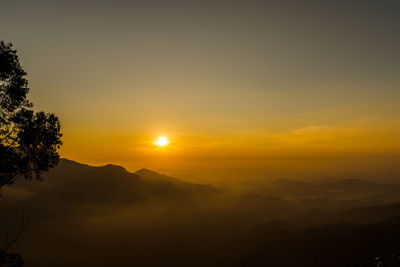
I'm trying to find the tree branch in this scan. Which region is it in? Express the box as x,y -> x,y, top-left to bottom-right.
2,208 -> 31,251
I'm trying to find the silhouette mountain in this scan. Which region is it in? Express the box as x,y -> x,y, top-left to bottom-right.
233,215 -> 400,267
2,159 -> 400,266
2,159 -> 220,206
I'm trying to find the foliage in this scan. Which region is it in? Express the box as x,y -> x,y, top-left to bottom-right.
0,41 -> 62,189
0,250 -> 24,267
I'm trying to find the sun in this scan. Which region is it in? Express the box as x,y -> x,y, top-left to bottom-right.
154,136 -> 169,147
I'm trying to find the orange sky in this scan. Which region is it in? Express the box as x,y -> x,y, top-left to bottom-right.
1,1 -> 400,181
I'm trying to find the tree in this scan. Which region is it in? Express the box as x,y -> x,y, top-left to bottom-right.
0,41 -> 62,266
0,41 -> 62,190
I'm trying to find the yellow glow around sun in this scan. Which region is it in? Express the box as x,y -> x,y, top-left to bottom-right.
154,136 -> 169,146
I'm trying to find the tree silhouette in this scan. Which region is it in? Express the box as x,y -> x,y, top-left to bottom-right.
0,41 -> 62,266
0,41 -> 62,190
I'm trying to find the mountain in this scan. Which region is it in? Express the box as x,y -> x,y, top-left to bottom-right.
257,177 -> 400,211
0,159 -> 229,266
0,159 -> 297,266
1,159 -> 220,204
2,159 -> 400,266
232,214 -> 400,267
134,168 -> 221,195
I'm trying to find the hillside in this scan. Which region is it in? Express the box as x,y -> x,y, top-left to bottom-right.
2,159 -> 400,266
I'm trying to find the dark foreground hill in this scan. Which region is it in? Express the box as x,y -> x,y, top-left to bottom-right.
1,159 -> 400,266
231,216 -> 400,267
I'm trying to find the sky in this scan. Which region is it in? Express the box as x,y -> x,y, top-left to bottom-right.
1,0 -> 400,182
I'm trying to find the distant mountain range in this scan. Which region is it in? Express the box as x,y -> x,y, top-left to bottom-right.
2,159 -> 400,266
